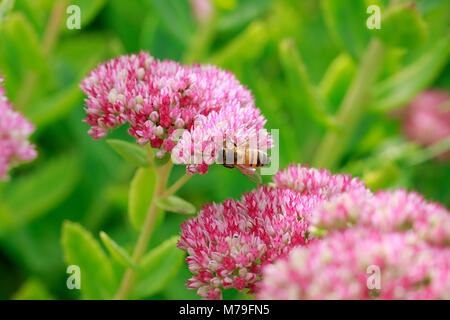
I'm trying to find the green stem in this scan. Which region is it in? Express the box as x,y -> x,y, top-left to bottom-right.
312,39 -> 387,170
161,174 -> 192,199
407,137 -> 450,166
114,162 -> 173,300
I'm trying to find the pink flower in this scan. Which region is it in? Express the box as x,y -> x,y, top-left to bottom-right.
80,52 -> 271,174
401,90 -> 450,159
258,229 -> 450,300
189,0 -> 213,23
258,188 -> 450,299
0,76 -> 37,180
273,164 -> 368,198
178,186 -> 320,299
178,165 -> 367,299
312,189 -> 450,246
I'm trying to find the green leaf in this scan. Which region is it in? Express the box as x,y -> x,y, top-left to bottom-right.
106,139 -> 150,167
12,278 -> 54,300
319,53 -> 356,112
218,0 -> 270,33
2,12 -> 47,74
26,83 -> 82,129
321,0 -> 371,60
100,231 -> 137,270
0,155 -> 79,236
61,221 -> 116,300
150,0 -> 194,47
131,236 -> 184,299
372,3 -> 428,49
155,195 -> 196,215
129,167 -> 157,230
370,38 -> 449,112
278,39 -> 337,129
0,0 -> 14,25
210,20 -> 269,67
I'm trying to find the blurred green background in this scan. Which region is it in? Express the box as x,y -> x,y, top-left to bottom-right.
0,0 -> 448,299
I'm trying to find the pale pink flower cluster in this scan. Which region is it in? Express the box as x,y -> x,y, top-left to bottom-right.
402,90 -> 450,159
273,163 -> 368,198
259,229 -> 450,299
259,189 -> 450,299
312,189 -> 449,246
178,165 -> 367,299
80,52 -> 270,174
0,76 -> 37,180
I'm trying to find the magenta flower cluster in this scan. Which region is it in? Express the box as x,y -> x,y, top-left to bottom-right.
80,52 -> 270,175
259,189 -> 450,299
0,76 -> 37,180
178,165 -> 367,299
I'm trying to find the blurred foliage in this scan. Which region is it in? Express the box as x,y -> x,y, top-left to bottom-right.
0,0 -> 448,299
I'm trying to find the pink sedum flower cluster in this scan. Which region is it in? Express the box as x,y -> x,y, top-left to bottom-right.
312,189 -> 450,246
259,229 -> 450,299
0,76 -> 37,180
80,52 -> 270,175
178,165 -> 367,299
402,90 -> 449,148
259,189 -> 450,299
273,163 -> 368,198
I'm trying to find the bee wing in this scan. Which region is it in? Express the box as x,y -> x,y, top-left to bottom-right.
236,165 -> 262,184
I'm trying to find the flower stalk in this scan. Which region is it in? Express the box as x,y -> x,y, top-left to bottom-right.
114,161 -> 173,300
312,39 -> 387,169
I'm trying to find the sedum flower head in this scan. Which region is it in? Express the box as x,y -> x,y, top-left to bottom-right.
178,165 -> 367,299
402,90 -> 449,149
259,189 -> 450,299
258,229 -> 450,300
0,76 -> 37,180
80,52 -> 271,174
312,189 -> 450,246
178,186 -> 319,299
273,163 -> 368,198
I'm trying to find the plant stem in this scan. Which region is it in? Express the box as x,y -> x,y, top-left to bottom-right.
406,137 -> 450,166
114,162 -> 173,300
161,174 -> 192,199
15,0 -> 67,109
312,39 -> 387,170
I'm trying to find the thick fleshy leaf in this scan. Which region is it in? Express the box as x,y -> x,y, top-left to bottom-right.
100,231 -> 137,269
279,38 -> 337,129
321,0 -> 370,60
0,155 -> 79,236
106,139 -> 150,167
12,278 -> 54,300
210,21 -> 269,67
61,221 -> 116,299
150,0 -> 194,46
319,53 -> 356,112
372,3 -> 427,49
27,84 -> 82,129
155,195 -> 196,215
130,236 -> 184,299
370,38 -> 449,112
2,12 -> 47,74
